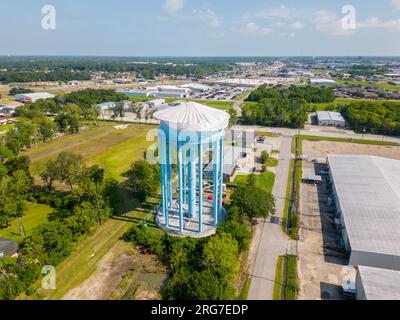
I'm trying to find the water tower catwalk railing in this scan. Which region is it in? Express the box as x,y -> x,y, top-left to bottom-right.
158,122 -> 225,235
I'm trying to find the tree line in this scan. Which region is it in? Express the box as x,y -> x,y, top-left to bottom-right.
339,101 -> 400,136
0,150 -> 117,299
241,85 -> 336,129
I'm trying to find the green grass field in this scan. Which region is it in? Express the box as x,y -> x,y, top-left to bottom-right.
0,203 -> 53,243
281,159 -> 294,233
273,256 -> 284,300
298,134 -> 399,146
285,255 -> 298,300
234,171 -> 275,193
26,122 -> 155,179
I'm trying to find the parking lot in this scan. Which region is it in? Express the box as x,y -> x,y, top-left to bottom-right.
297,159 -> 348,300
190,84 -> 247,101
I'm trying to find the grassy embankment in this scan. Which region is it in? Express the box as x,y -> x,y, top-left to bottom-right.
273,255 -> 298,300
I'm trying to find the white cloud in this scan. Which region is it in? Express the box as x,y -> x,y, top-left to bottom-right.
358,17 -> 400,30
312,10 -> 354,36
289,21 -> 304,30
241,22 -> 272,35
256,4 -> 296,19
193,9 -> 221,28
392,0 -> 400,10
163,0 -> 184,14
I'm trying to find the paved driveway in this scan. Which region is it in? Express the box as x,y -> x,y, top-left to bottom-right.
248,135 -> 293,300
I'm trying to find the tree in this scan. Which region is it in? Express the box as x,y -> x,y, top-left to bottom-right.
202,233 -> 239,282
228,109 -> 238,128
78,166 -> 113,224
230,186 -> 275,220
57,152 -> 85,190
40,160 -> 60,192
218,220 -> 251,252
20,221 -> 74,265
126,160 -> 160,201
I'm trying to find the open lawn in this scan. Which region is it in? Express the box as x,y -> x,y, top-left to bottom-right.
26,122 -> 155,179
0,203 -> 53,243
234,171 -> 275,193
298,134 -> 399,146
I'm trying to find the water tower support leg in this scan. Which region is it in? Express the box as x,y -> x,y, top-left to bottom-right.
213,140 -> 219,226
178,141 -> 184,233
198,141 -> 203,233
218,138 -> 224,215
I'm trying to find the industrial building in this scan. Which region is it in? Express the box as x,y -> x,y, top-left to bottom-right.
15,92 -> 55,103
310,78 -> 336,85
356,265 -> 400,300
146,99 -> 165,109
123,89 -> 152,97
204,146 -> 243,183
158,86 -> 191,94
317,111 -> 346,127
179,83 -> 210,93
328,155 -> 400,271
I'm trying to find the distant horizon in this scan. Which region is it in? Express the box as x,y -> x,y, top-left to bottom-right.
1,55 -> 400,58
1,1 -> 400,56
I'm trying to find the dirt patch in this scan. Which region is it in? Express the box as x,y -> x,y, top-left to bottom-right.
303,140 -> 400,160
62,241 -> 135,300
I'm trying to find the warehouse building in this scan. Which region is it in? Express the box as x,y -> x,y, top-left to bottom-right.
310,78 -> 336,85
15,92 -> 55,103
328,155 -> 400,271
317,111 -> 346,127
356,265 -> 400,300
146,99 -> 165,109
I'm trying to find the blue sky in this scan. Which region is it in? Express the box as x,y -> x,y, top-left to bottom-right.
1,0 -> 400,56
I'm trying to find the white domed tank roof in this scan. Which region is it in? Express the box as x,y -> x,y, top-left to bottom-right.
153,101 -> 230,132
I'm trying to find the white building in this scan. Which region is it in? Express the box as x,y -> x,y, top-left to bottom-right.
158,86 -> 191,94
146,99 -> 165,109
150,91 -> 187,99
15,92 -> 55,103
356,266 -> 400,300
317,111 -> 346,127
179,83 -> 210,93
328,155 -> 400,271
123,90 -> 152,97
310,78 -> 336,86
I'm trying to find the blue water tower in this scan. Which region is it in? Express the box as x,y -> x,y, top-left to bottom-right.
153,101 -> 230,237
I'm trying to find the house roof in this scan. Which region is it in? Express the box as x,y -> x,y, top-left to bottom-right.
0,238 -> 19,257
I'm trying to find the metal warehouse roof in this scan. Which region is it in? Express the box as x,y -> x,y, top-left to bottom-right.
153,101 -> 230,132
317,111 -> 345,122
358,265 -> 400,300
328,155 -> 400,257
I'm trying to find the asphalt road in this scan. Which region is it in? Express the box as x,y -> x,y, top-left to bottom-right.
234,124 -> 400,144
248,135 -> 293,300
